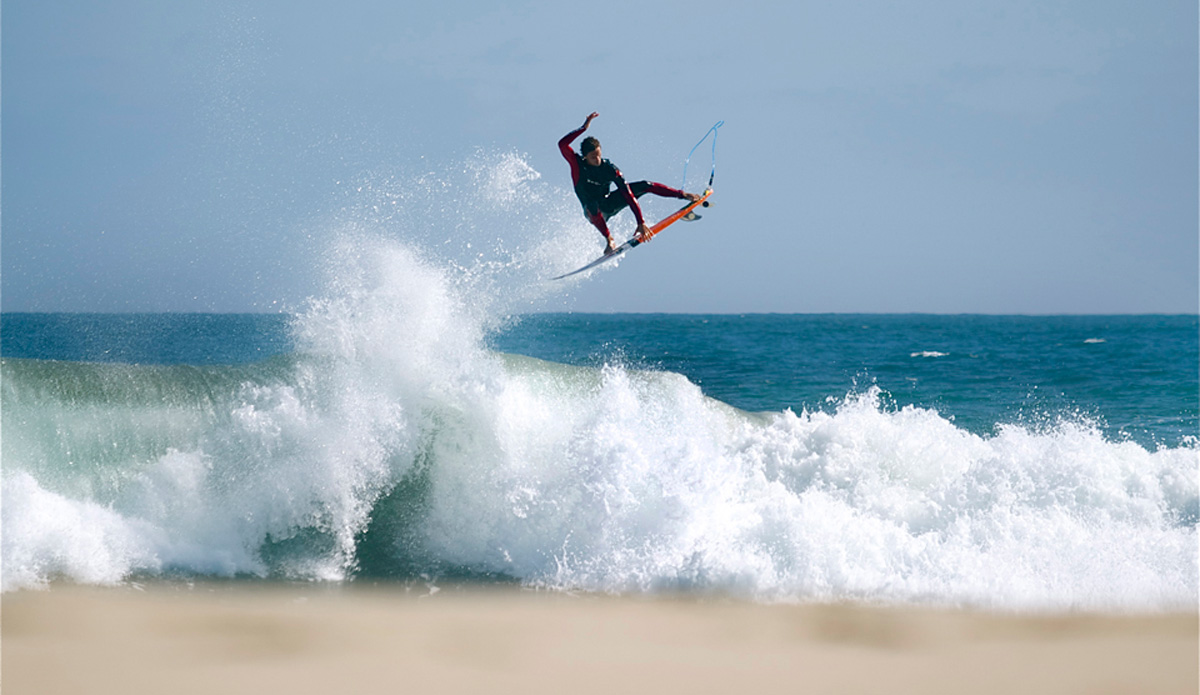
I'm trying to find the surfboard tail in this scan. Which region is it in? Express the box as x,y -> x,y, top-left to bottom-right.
640,188 -> 713,243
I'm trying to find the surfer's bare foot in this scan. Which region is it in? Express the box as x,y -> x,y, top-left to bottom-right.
604,239 -> 618,255
683,192 -> 701,202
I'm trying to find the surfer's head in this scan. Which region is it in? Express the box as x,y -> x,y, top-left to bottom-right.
581,137 -> 602,166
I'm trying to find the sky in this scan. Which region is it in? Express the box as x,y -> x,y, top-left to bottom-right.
3,0 -> 1197,314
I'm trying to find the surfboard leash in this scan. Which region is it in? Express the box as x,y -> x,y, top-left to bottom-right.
681,120 -> 724,190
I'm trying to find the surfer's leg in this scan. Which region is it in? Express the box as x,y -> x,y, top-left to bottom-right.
627,181 -> 691,200
598,190 -> 630,219
585,209 -> 618,254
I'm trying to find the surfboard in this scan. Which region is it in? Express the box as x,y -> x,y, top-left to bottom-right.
552,189 -> 713,280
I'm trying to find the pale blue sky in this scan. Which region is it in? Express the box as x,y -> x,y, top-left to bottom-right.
3,0 -> 1196,313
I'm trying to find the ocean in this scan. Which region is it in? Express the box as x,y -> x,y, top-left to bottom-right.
3,303 -> 1196,610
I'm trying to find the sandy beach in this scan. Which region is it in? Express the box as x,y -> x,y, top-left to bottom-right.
2,583 -> 1195,694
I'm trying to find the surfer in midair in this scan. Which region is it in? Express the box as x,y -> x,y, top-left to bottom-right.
559,112 -> 701,255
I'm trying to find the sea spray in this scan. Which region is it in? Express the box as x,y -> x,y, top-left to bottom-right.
318,148 -> 606,315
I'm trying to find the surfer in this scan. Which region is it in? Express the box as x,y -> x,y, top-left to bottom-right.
559,112 -> 701,254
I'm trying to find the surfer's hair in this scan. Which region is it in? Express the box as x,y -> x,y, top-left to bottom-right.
580,137 -> 600,155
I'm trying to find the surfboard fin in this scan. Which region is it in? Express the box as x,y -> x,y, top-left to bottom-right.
682,211 -> 701,222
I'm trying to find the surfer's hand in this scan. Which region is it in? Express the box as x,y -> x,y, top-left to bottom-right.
584,112 -> 599,128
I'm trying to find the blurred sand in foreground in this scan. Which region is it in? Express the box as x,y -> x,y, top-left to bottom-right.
3,584 -> 1196,694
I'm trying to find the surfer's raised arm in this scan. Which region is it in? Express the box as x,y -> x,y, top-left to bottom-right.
558,112 -> 599,164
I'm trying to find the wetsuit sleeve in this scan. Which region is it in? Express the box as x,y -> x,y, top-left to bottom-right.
612,166 -> 645,226
558,126 -> 585,185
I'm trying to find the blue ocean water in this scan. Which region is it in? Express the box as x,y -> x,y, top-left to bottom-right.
6,312 -> 1194,448
492,313 -> 1198,450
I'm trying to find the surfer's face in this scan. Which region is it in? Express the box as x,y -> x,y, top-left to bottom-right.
583,146 -> 602,167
